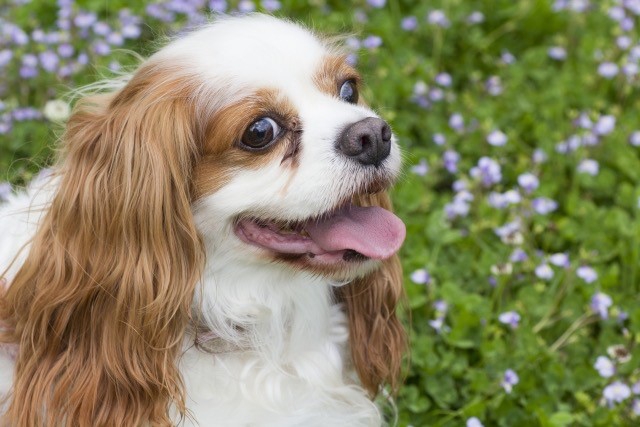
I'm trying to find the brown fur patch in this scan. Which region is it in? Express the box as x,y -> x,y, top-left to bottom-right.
193,88 -> 301,200
313,55 -> 362,100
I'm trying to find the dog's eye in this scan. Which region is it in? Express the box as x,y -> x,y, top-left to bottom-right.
339,80 -> 358,104
241,117 -> 281,149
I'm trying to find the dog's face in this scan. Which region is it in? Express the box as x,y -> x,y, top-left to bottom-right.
160,16 -> 406,280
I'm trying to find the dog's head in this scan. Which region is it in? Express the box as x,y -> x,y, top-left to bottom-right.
173,16 -> 405,281
1,15 -> 406,425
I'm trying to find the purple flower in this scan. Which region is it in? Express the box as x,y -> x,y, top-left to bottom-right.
577,159 -> 599,176
501,50 -> 516,64
499,311 -> 521,329
488,190 -> 521,209
433,133 -> 446,145
510,249 -> 528,262
443,150 -> 460,173
594,356 -> 615,378
411,159 -> 429,176
92,41 -> 111,56
92,22 -> 111,36
38,51 -> 59,73
429,88 -> 444,102
494,219 -> 521,243
501,369 -> 519,394
362,35 -> 382,49
0,119 -> 12,135
106,32 -> 124,46
209,0 -> 227,13
517,173 -> 539,193
467,11 -> 485,24
603,381 -> 631,406
470,157 -> 502,187
577,265 -> 598,283
598,62 -> 619,78
621,17 -> 635,31
74,12 -> 98,28
435,72 -> 452,87
486,76 -> 503,96
366,0 -> 386,7
608,6 -> 626,21
0,50 -> 13,68
533,149 -> 547,163
57,43 -> 74,58
575,112 -> 592,129
487,130 -> 508,146
449,113 -> 464,132
623,63 -> 639,76
13,107 -> 41,121
593,115 -> 615,135
433,300 -> 448,313
535,263 -> 554,280
122,24 -> 141,39
549,253 -> 570,268
410,268 -> 431,284
427,10 -> 450,28
0,182 -> 11,202
633,399 -> 640,416
237,0 -> 256,13
445,192 -> 473,219
428,317 -> 448,333
617,36 -> 632,50
591,292 -> 613,319
532,197 -> 558,214
629,131 -> 640,146
401,16 -> 418,31
548,46 -> 567,60
452,180 -> 467,192
146,4 -> 175,21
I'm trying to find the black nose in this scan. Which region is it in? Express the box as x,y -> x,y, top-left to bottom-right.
337,117 -> 392,167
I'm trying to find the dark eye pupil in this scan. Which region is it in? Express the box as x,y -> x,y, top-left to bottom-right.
339,80 -> 358,104
242,118 -> 275,148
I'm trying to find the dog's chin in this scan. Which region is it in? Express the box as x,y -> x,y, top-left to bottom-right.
232,192 -> 405,281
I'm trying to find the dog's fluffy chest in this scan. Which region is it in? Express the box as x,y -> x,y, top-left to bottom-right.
179,306 -> 379,426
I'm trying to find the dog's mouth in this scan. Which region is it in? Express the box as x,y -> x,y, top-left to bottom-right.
234,202 -> 405,265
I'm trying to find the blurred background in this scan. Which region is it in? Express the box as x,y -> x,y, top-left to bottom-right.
1,0 -> 640,426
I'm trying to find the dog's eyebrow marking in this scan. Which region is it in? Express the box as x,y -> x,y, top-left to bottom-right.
313,55 -> 361,98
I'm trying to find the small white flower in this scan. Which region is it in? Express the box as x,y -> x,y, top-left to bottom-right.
43,99 -> 71,122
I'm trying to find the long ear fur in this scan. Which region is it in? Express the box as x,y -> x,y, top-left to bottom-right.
335,192 -> 406,396
0,64 -> 205,426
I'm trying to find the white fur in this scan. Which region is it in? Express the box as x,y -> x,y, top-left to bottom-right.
0,15 -> 401,426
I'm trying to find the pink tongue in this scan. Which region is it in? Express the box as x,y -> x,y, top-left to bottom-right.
305,205 -> 406,260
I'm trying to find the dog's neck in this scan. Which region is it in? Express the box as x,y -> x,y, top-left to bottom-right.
192,235 -> 345,361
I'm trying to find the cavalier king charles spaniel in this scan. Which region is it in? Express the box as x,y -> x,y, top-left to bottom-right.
0,14 -> 406,426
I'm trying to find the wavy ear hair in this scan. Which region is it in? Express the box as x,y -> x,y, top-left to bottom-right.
335,192 -> 407,396
0,63 -> 206,426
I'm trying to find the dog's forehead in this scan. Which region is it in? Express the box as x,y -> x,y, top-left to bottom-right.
160,16 -> 330,94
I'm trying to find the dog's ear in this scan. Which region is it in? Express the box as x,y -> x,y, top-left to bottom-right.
335,191 -> 406,396
0,64 -> 205,425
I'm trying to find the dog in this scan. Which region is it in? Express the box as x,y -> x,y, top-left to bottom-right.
0,14 -> 406,426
